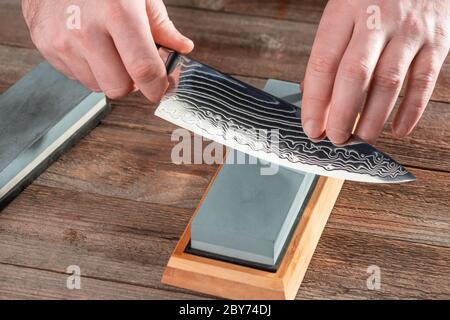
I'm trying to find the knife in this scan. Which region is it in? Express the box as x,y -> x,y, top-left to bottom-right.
155,48 -> 415,184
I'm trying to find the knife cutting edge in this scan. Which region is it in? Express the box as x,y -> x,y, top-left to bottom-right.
155,48 -> 415,184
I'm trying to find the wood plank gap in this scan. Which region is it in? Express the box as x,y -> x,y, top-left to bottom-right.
325,224 -> 450,251
406,164 -> 450,174
165,4 -> 321,26
0,261 -> 210,299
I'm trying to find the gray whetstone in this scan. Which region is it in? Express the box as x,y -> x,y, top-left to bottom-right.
191,157 -> 311,262
191,79 -> 316,267
0,62 -> 91,174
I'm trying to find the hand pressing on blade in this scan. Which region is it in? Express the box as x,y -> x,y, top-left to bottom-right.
302,0 -> 450,144
22,0 -> 194,102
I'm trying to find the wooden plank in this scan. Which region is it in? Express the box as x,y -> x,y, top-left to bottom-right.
376,101 -> 450,173
107,93 -> 450,174
0,48 -> 444,223
332,168 -> 450,248
0,45 -> 43,92
21,115 -> 447,214
0,0 -> 448,300
33,125 -> 218,209
0,184 -> 205,296
0,263 -> 205,299
1,2 -> 450,103
0,43 -> 447,176
0,165 -> 450,258
166,6 -> 450,104
0,181 -> 448,299
165,0 -> 327,23
0,0 -> 34,48
298,228 -> 450,299
33,162 -> 450,248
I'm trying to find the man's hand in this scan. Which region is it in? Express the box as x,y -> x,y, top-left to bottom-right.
302,0 -> 450,144
22,0 -> 194,102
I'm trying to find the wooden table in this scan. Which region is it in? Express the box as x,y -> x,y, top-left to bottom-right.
0,0 -> 449,299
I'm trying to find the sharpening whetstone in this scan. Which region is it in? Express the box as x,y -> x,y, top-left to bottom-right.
189,80 -> 318,271
0,62 -> 109,209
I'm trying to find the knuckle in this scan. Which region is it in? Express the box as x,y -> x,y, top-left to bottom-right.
130,62 -> 165,84
73,22 -> 95,40
433,24 -> 449,41
156,17 -> 174,30
53,36 -> 71,53
401,14 -> 422,37
373,67 -> 404,90
308,54 -> 338,75
153,8 -> 171,26
340,59 -> 372,81
105,1 -> 130,23
411,69 -> 438,91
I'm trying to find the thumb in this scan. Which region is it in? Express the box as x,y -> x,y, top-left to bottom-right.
147,0 -> 194,54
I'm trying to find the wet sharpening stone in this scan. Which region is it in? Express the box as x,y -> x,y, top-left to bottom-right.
190,80 -> 318,270
0,62 -> 109,208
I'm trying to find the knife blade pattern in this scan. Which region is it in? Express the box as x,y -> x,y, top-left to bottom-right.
156,54 -> 414,183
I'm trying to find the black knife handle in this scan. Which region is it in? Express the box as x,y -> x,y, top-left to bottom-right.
156,44 -> 179,73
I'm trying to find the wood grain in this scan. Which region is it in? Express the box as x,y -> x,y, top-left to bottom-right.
0,0 -> 449,299
298,227 -> 450,300
165,0 -> 328,23
1,179 -> 448,299
1,1 -> 450,103
0,263 -> 205,299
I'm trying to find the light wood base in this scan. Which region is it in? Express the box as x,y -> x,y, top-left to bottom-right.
161,165 -> 344,300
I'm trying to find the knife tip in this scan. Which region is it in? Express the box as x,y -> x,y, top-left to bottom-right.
394,170 -> 416,183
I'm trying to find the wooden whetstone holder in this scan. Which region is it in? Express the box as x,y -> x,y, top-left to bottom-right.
162,167 -> 344,299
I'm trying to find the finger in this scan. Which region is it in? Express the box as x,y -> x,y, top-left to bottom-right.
106,1 -> 168,103
355,35 -> 421,144
147,0 -> 194,54
302,1 -> 355,139
80,33 -> 134,99
392,45 -> 448,138
326,26 -> 386,144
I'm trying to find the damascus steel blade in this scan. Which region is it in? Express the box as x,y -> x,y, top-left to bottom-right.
155,51 -> 415,183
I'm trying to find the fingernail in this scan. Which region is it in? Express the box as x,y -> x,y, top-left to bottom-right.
354,128 -> 378,145
302,119 -> 323,138
186,38 -> 194,48
394,122 -> 409,138
327,128 -> 351,145
180,38 -> 194,53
